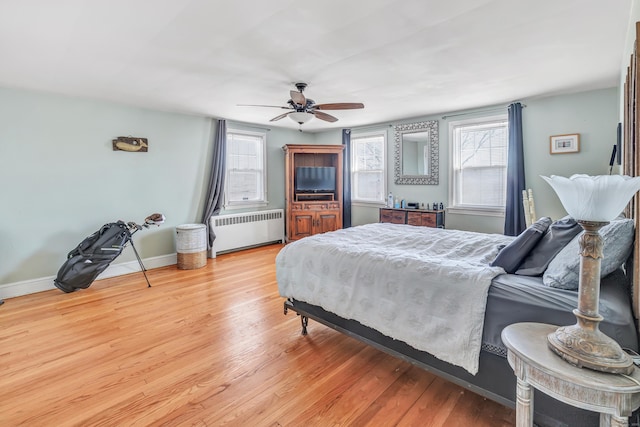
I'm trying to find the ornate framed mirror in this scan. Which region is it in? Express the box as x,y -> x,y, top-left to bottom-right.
394,120 -> 439,184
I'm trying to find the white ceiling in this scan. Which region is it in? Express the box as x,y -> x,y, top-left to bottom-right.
0,0 -> 632,132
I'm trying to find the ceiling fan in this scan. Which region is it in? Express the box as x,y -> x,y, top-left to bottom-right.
239,82 -> 364,125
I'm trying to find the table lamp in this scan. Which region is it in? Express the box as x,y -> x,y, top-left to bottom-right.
542,174 -> 640,374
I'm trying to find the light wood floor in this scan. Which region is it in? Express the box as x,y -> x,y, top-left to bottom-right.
0,244 -> 515,426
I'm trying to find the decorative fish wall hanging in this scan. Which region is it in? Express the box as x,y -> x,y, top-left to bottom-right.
112,137 -> 148,152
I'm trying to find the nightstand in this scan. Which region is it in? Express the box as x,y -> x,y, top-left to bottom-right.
502,323 -> 640,427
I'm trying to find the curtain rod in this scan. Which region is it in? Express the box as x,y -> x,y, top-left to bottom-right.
441,103 -> 527,120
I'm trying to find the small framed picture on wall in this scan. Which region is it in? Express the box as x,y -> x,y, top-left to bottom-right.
549,134 -> 580,154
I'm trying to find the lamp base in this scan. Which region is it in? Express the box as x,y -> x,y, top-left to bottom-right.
547,322 -> 634,374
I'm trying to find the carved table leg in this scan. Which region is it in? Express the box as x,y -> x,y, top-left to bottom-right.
300,315 -> 308,336
600,413 -> 629,427
516,377 -> 534,427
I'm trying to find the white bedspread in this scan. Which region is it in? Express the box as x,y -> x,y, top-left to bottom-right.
276,223 -> 514,374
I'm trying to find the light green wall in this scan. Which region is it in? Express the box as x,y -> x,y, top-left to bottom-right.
520,89 -> 620,223
314,88 -> 620,233
0,87 -> 210,283
0,87 -> 312,284
0,85 -> 620,286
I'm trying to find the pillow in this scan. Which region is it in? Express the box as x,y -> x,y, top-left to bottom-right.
491,217 -> 552,273
515,216 -> 582,276
543,218 -> 635,290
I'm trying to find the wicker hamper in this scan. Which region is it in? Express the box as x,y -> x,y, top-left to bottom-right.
176,224 -> 207,270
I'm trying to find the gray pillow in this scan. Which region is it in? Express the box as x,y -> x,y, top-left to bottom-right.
543,218 -> 634,290
491,217 -> 552,273
515,216 -> 582,276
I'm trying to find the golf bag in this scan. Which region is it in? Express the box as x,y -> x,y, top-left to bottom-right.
54,214 -> 164,293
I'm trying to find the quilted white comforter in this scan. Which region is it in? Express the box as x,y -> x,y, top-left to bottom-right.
276,222 -> 514,374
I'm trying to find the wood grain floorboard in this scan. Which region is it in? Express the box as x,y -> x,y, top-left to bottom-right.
0,244 -> 515,426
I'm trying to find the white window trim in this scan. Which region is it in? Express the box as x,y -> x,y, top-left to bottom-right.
448,114 -> 508,217
351,130 -> 387,207
224,128 -> 268,210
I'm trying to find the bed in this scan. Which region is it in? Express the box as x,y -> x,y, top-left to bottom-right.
276,220 -> 639,427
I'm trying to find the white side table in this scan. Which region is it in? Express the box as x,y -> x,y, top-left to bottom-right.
502,323 -> 640,427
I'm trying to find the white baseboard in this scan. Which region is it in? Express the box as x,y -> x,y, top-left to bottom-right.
0,253 -> 178,300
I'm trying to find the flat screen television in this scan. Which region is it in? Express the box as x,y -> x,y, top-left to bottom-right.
295,166 -> 336,193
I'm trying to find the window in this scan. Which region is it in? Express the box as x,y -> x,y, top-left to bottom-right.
225,129 -> 267,208
449,116 -> 508,215
351,131 -> 386,204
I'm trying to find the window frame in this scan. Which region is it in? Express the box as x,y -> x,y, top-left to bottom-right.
350,130 -> 387,206
224,128 -> 268,210
448,115 -> 508,217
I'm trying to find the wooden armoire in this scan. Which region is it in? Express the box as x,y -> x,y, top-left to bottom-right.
283,144 -> 344,242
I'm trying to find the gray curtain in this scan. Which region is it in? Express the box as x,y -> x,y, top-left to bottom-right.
342,129 -> 352,228
200,119 -> 226,252
504,102 -> 525,236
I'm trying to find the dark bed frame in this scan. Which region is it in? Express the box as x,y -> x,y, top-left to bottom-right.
284,297 -> 611,427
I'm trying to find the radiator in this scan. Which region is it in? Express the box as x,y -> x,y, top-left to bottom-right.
210,209 -> 285,257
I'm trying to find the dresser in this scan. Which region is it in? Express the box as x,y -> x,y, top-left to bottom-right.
379,207 -> 445,228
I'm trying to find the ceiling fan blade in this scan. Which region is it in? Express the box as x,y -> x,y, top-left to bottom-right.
290,90 -> 306,106
270,112 -> 292,122
312,102 -> 364,110
312,111 -> 338,123
237,104 -> 290,109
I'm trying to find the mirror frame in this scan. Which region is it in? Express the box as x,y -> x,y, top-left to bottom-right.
394,120 -> 439,184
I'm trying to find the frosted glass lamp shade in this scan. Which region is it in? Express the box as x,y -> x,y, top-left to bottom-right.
289,112 -> 314,124
541,174 -> 640,222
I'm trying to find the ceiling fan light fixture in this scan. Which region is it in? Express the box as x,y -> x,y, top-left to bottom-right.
289,112 -> 314,125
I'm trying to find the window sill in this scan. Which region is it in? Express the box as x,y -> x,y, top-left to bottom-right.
352,201 -> 386,208
224,201 -> 269,210
447,206 -> 505,217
